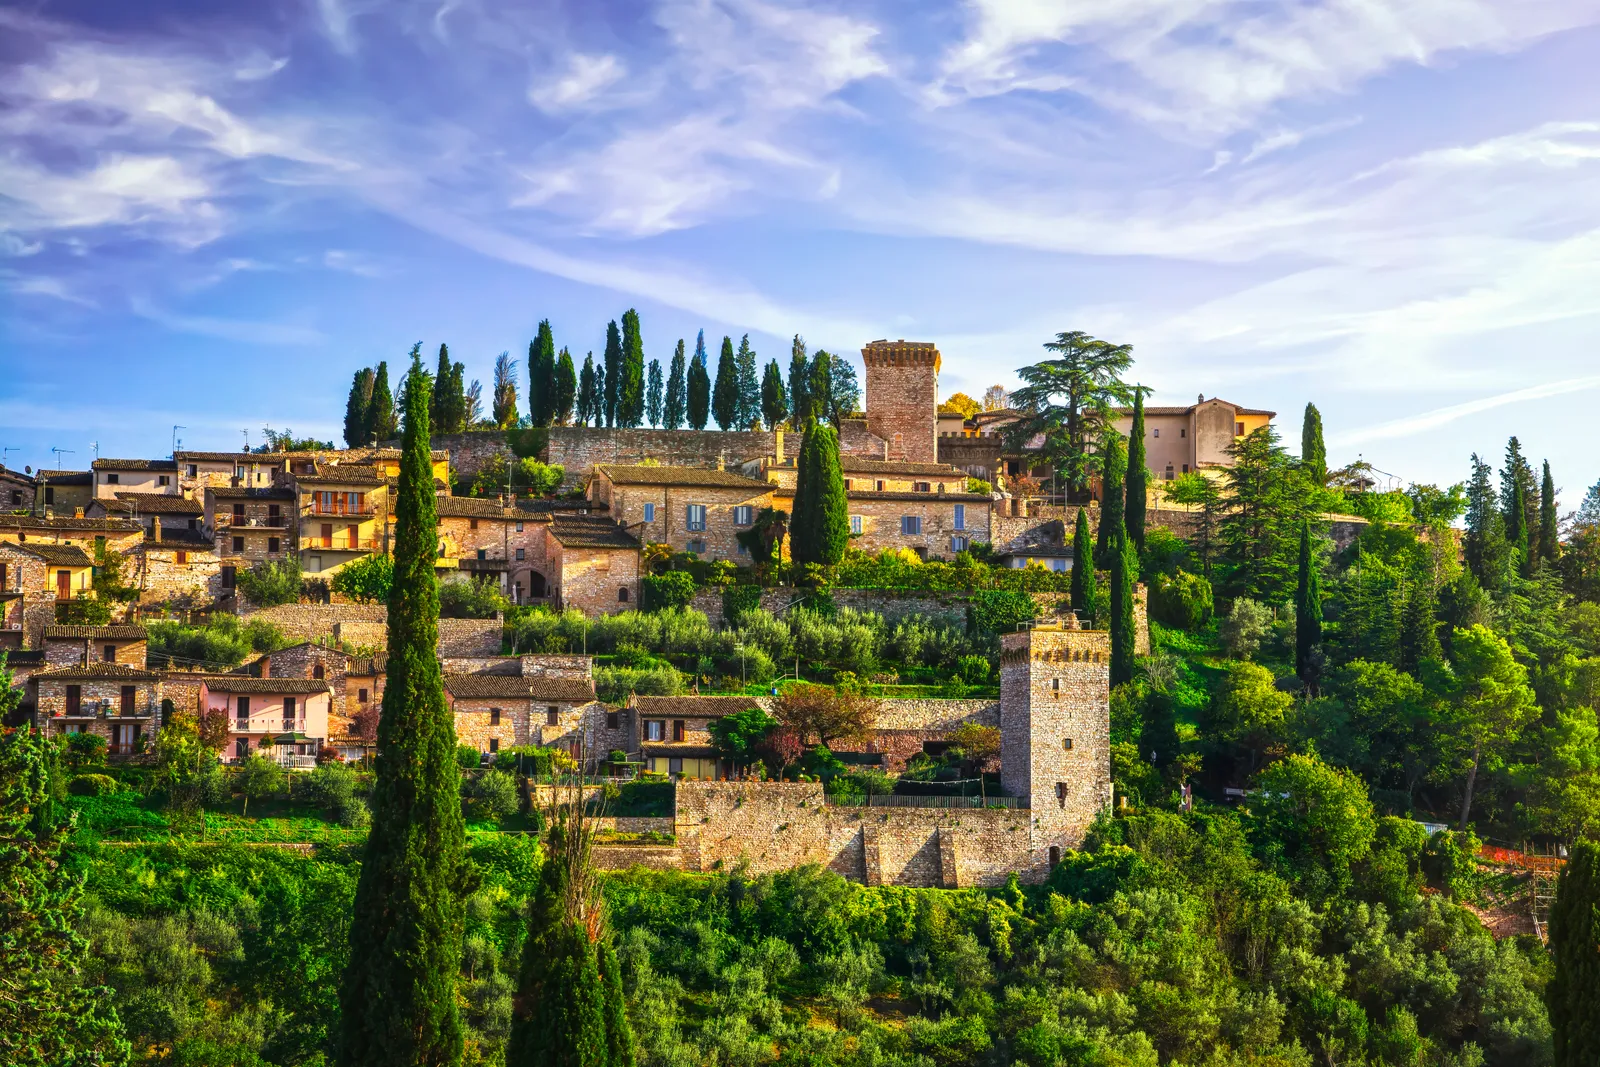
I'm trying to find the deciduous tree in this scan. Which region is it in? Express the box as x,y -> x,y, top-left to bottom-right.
773,683 -> 878,749
1296,519 -> 1324,692
492,351 -> 519,430
1448,623 -> 1538,830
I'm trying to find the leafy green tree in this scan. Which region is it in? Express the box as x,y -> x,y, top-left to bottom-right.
645,358 -> 664,427
735,334 -> 760,429
1301,402 -> 1327,484
345,366 -> 375,447
1125,388 -> 1148,551
787,335 -> 810,425
492,351 -> 519,430
1165,471 -> 1221,578
710,706 -> 780,767
1296,519 -> 1324,691
827,355 -> 860,427
791,418 -> 848,570
760,360 -> 788,430
1071,508 -> 1098,623
1249,753 -> 1376,897
1464,453 -> 1509,591
331,553 -> 394,605
236,556 -> 302,608
663,340 -> 686,429
338,354 -> 470,1067
530,320 -> 557,426
1549,840 -> 1600,1066
1447,623 -> 1539,829
687,334 -> 711,430
1540,459 -> 1561,564
1096,434 -> 1125,567
577,354 -> 597,427
712,335 -> 739,431
235,753 -> 285,817
602,320 -> 622,428
553,348 -> 577,426
808,351 -> 833,426
735,507 -> 788,565
618,310 -> 645,428
0,707 -> 131,1067
1220,426 -> 1313,604
1204,660 -> 1292,773
1003,331 -> 1134,500
368,360 -> 397,442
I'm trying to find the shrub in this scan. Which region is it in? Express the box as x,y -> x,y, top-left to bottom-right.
721,644 -> 777,685
235,556 -> 302,607
304,762 -> 368,825
456,745 -> 484,769
593,665 -> 684,703
494,745 -> 573,776
733,609 -> 794,663
641,571 -> 696,612
330,553 -> 393,604
462,769 -> 518,821
68,773 -> 119,797
56,595 -> 113,625
439,577 -> 510,619
64,731 -> 107,769
956,654 -> 992,685
1150,569 -> 1213,630
968,589 -> 1037,634
146,616 -> 289,671
721,583 -> 763,623
1219,597 -> 1273,659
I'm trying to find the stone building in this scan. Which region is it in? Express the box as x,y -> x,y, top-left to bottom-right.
206,486 -> 297,593
30,662 -> 163,754
33,469 -> 93,514
588,464 -> 772,561
90,493 -> 205,537
444,671 -> 604,757
545,515 -> 643,616
631,694 -> 752,778
862,339 -> 943,464
92,458 -> 179,499
42,624 -> 148,668
199,676 -> 333,763
1110,396 -> 1275,485
0,465 -> 34,511
295,468 -> 388,578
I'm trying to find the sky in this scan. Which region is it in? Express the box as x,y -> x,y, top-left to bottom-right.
2,0 -> 1599,503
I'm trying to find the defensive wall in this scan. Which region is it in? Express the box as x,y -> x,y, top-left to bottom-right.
240,602 -> 501,655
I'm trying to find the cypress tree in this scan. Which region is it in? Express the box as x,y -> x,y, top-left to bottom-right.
1126,389 -> 1148,552
443,358 -> 468,435
1071,508 -> 1098,623
687,345 -> 710,430
761,360 -> 787,430
1549,839 -> 1600,1066
368,361 -> 397,443
1540,460 -> 1560,563
808,351 -> 833,426
1301,402 -> 1327,484
338,351 -> 469,1067
593,364 -> 606,428
788,335 -> 810,425
345,367 -> 375,447
553,348 -> 577,426
791,417 -> 848,570
1464,453 -> 1508,590
712,335 -> 739,431
1110,532 -> 1137,686
1294,518 -> 1323,691
663,340 -> 687,429
1096,434 -> 1124,568
1398,563 -> 1442,673
431,344 -> 451,430
618,309 -> 645,427
530,320 -> 557,426
601,321 -> 622,427
577,354 -> 597,427
735,333 -> 760,429
645,359 -> 664,427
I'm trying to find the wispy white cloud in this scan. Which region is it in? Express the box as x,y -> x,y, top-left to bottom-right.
1335,374 -> 1600,446
130,297 -> 325,344
528,53 -> 627,112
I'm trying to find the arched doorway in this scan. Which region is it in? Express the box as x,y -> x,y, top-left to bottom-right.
528,571 -> 547,599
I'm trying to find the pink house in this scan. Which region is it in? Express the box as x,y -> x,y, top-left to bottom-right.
199,676 -> 333,765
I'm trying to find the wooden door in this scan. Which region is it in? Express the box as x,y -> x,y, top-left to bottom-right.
0,562 -> 7,590
56,570 -> 70,598
321,523 -> 333,548
121,685 -> 135,716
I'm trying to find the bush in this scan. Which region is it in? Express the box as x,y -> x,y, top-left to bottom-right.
968,589 -> 1037,634
304,762 -> 368,825
641,571 -> 696,613
456,745 -> 485,769
462,769 -> 519,821
594,664 -> 685,703
493,745 -> 571,776
956,654 -> 992,685
146,616 -> 289,671
330,553 -> 393,604
439,577 -> 509,619
69,773 -> 120,797
56,595 -> 113,625
1150,569 -> 1213,630
722,583 -> 763,623
1219,597 -> 1273,659
64,731 -> 107,769
235,557 -> 302,607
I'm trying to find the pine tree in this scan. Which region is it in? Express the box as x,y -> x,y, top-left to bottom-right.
712,335 -> 740,431
1465,453 -> 1508,591
735,333 -> 760,429
618,309 -> 646,428
645,359 -> 664,427
1502,437 -> 1536,573
1540,460 -> 1560,564
664,340 -> 687,430
345,367 -> 375,447
577,354 -> 597,427
553,348 -> 577,426
828,357 -> 860,427
493,351 -> 519,429
808,351 -> 833,426
1397,560 -> 1443,673
1549,839 -> 1600,1066
1126,388 -> 1148,552
1071,508 -> 1098,623
1295,518 -> 1323,692
602,321 -> 622,428
338,351 -> 469,1067
1301,402 -> 1327,484
1096,434 -> 1124,568
761,360 -> 788,430
368,361 -> 398,442
530,320 -> 557,426
791,417 -> 848,570
787,335 -> 810,426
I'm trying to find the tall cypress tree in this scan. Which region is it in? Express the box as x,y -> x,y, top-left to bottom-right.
1126,389 -> 1148,552
808,351 -> 832,426
1539,460 -> 1560,564
368,361 -> 398,443
577,354 -> 597,427
1301,402 -> 1327,484
1100,438 -> 1136,685
593,364 -> 606,428
553,348 -> 577,426
1465,453 -> 1508,590
734,333 -> 760,429
712,335 -> 740,431
345,367 -> 375,447
787,335 -> 810,426
791,417 -> 848,570
1294,518 -> 1323,692
1071,507 -> 1098,624
645,358 -> 664,427
1096,434 -> 1124,568
663,340 -> 687,429
761,360 -> 787,430
1549,839 -> 1600,1066
338,351 -> 469,1067
618,309 -> 645,428
602,320 -> 622,428
530,320 -> 557,426
431,344 -> 451,429
686,345 -> 710,430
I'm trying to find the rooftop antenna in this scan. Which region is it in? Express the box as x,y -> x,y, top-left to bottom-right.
1,447 -> 15,468
172,425 -> 185,458
242,428 -> 250,453
51,447 -> 74,470
90,441 -> 100,463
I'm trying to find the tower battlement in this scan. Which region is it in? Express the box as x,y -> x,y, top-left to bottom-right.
860,339 -> 941,464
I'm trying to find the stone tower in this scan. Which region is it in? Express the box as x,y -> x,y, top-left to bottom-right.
860,339 -> 940,464
999,617 -> 1112,875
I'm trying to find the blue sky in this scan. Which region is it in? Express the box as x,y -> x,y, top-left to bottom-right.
3,0 -> 1599,501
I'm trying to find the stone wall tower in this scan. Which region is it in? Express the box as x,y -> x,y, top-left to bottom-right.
999,618 -> 1112,875
860,339 -> 940,464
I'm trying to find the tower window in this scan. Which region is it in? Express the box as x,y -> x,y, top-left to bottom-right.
1063,738 -> 1073,751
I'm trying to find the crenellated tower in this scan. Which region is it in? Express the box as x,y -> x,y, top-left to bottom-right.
860,339 -> 940,464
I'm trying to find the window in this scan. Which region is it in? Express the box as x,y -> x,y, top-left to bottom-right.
951,536 -> 969,552
668,757 -> 684,775
358,688 -> 369,703
489,738 -> 499,753
1050,678 -> 1061,697
515,547 -> 525,561
469,518 -> 478,530
44,487 -> 54,505
843,479 -> 853,490
489,708 -> 501,725
1182,464 -> 1190,474
477,548 -> 487,560
106,473 -> 119,484
646,720 -> 665,741
1179,428 -> 1187,438
345,492 -> 362,512
954,504 -> 965,530
892,432 -> 903,454
238,696 -> 251,716
876,480 -> 886,492
232,536 -> 244,553
158,475 -> 169,487
268,537 -> 280,553
1152,428 -> 1160,438
606,710 -> 620,729
1062,737 -> 1074,751
515,520 -> 524,532
914,482 -> 931,493
1164,466 -> 1174,480
66,685 -> 81,715
105,644 -> 116,661
237,466 -> 247,479
175,550 -> 188,564
642,502 -> 655,523
285,696 -> 296,719
1056,783 -> 1068,809
547,706 -> 559,726
686,504 -> 706,531
733,505 -> 753,525
900,516 -> 922,536
618,587 -> 630,603
221,565 -> 236,589
313,664 -> 325,680
268,504 -> 281,523
687,539 -> 705,554
850,515 -> 863,535
672,720 -> 686,742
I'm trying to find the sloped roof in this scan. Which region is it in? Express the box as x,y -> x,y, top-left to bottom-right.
44,625 -> 148,640
0,515 -> 141,533
33,663 -> 161,681
548,518 -> 639,550
444,674 -> 597,701
6,542 -> 94,566
94,458 -> 178,472
633,695 -> 762,719
108,493 -> 204,514
208,486 -> 296,500
202,677 -> 333,694
597,465 -> 772,490
839,457 -> 969,478
36,469 -> 93,485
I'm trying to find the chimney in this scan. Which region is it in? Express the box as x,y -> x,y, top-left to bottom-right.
73,507 -> 84,518
774,429 -> 784,465
716,452 -> 725,472
152,515 -> 161,541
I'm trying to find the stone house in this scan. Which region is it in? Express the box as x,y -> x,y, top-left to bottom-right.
0,465 -> 34,511
589,464 -> 774,560
444,672 -> 602,757
30,662 -> 163,754
32,470 -> 93,514
545,515 -> 642,615
91,493 -> 205,537
199,676 -> 333,763
42,624 -> 148,668
206,486 -> 297,594
435,496 -> 544,601
132,527 -> 221,607
176,451 -> 283,495
92,458 -> 179,499
6,541 -> 95,602
294,468 -> 388,578
630,694 -> 751,779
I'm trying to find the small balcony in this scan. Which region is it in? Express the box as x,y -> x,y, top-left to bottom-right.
303,538 -> 381,552
305,501 -> 375,517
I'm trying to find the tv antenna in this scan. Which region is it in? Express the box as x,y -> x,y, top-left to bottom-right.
51,447 -> 74,470
1,447 -> 15,469
173,425 -> 186,457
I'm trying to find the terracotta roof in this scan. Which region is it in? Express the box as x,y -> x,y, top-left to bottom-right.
548,518 -> 640,550
175,451 -> 272,462
35,469 -> 93,485
0,515 -> 142,533
44,625 -> 147,640
597,464 -> 772,490
7,542 -> 94,566
296,472 -> 386,487
515,498 -> 605,515
94,458 -> 178,472
838,458 -> 969,478
436,496 -> 519,519
444,674 -> 597,701
633,695 -> 761,719
1113,400 -> 1276,418
769,488 -> 991,504
202,677 -> 333,694
208,486 -> 296,500
349,652 -> 388,675
4,649 -> 45,665
111,493 -> 204,514
33,663 -> 161,681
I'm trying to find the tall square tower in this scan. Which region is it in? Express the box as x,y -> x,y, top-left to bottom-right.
860,339 -> 940,464
999,618 -> 1112,870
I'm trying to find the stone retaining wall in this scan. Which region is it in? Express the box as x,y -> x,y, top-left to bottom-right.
593,843 -> 683,871
241,603 -> 386,643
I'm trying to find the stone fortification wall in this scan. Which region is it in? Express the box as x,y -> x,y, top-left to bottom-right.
441,656 -> 522,676
521,653 -> 594,681
427,431 -> 517,482
437,618 -> 503,656
242,603 -> 386,643
238,603 -> 499,656
593,843 -> 683,871
674,781 -> 1038,887
547,428 -> 781,489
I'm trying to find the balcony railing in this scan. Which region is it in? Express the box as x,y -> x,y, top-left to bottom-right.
305,538 -> 381,552
306,502 -> 375,516
59,703 -> 154,720
234,718 -> 307,733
